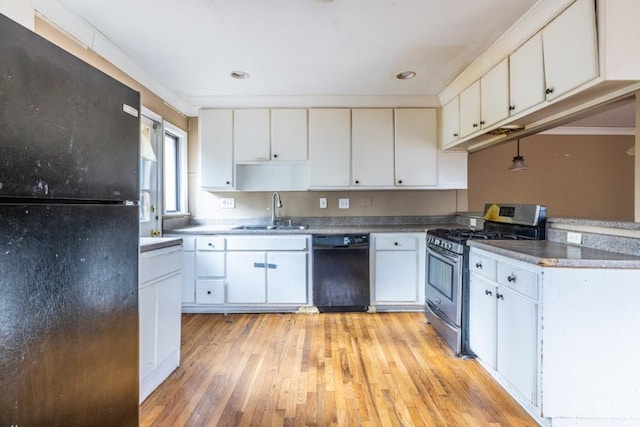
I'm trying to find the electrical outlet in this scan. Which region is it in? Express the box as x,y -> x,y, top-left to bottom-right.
470,218 -> 477,227
567,231 -> 582,245
319,198 -> 327,209
220,198 -> 235,208
339,198 -> 350,209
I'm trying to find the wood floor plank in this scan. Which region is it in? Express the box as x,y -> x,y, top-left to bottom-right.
140,312 -> 538,426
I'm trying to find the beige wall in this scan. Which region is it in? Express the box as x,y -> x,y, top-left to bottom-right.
468,134 -> 635,221
34,17 -> 187,131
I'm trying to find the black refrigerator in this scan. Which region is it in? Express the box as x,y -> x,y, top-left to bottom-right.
0,13 -> 140,425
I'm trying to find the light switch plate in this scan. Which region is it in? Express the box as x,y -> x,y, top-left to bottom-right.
339,198 -> 350,209
319,198 -> 327,209
220,198 -> 235,208
567,231 -> 582,245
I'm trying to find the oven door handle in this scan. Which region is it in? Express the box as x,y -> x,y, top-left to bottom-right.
427,244 -> 460,263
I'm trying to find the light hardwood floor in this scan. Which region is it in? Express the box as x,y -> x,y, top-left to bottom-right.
140,312 -> 537,426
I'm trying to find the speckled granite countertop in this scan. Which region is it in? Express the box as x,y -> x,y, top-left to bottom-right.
140,237 -> 183,253
169,223 -> 460,235
468,240 -> 640,269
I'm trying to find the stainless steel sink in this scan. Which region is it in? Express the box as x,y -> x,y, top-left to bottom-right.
231,224 -> 308,231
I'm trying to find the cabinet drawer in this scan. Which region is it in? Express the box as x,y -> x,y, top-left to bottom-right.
497,262 -> 537,299
469,252 -> 497,280
226,236 -> 308,251
196,252 -> 225,277
375,235 -> 417,251
196,237 -> 226,251
140,249 -> 182,285
196,279 -> 225,304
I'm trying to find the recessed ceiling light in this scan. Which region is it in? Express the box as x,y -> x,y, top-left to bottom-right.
230,71 -> 250,79
396,71 -> 416,80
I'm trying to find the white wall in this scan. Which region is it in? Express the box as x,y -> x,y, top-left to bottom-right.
0,0 -> 34,29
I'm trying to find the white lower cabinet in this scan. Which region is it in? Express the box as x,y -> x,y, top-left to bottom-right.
469,249 -> 538,408
183,235 -> 310,312
469,246 -> 640,425
139,245 -> 183,403
371,233 -> 425,308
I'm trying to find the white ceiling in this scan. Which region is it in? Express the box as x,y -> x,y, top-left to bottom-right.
51,0 -> 538,110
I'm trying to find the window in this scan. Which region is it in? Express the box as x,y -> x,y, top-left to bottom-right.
163,122 -> 188,215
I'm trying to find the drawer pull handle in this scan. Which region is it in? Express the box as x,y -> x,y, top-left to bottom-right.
208,243 -> 214,247
267,263 -> 277,269
485,289 -> 492,296
507,274 -> 516,283
475,262 -> 482,269
496,293 -> 504,300
253,262 -> 265,268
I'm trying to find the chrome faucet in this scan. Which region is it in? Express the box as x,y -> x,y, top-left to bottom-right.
271,191 -> 283,227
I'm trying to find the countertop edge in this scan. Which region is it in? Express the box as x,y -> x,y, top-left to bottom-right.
467,240 -> 640,269
140,237 -> 183,253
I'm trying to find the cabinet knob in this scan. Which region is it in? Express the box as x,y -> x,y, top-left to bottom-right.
472,123 -> 478,128
475,262 -> 482,269
207,290 -> 212,295
225,181 -> 230,185
496,293 -> 504,300
208,242 -> 214,247
273,154 -> 278,159
546,88 -> 554,95
355,180 -> 360,184
485,289 -> 492,296
507,274 -> 516,283
453,133 -> 459,137
397,180 -> 403,184
480,120 -> 485,125
509,105 -> 516,111
394,242 -> 399,246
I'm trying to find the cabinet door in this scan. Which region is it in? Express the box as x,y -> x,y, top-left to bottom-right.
182,250 -> 195,303
436,150 -> 467,189
480,59 -> 509,128
196,279 -> 225,304
542,0 -> 598,101
156,273 -> 182,365
226,252 -> 267,303
459,81 -> 481,137
139,284 -> 157,380
196,252 -> 225,277
308,109 -> 351,187
497,286 -> 537,405
352,108 -> 394,187
234,109 -> 271,161
375,250 -> 418,302
267,252 -> 307,304
199,109 -> 233,189
509,33 -> 545,115
440,97 -> 460,148
271,109 -> 308,161
394,109 -> 437,187
468,274 -> 496,367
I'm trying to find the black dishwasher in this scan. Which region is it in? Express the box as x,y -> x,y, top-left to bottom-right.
312,234 -> 370,312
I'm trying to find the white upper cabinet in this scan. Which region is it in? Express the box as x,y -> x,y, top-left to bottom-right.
394,108 -> 437,187
459,81 -> 481,137
308,109 -> 351,188
480,58 -> 510,128
509,33 -> 545,116
234,109 -> 271,162
441,96 -> 460,149
199,109 -> 234,189
542,0 -> 598,101
270,109 -> 308,161
352,108 -> 394,187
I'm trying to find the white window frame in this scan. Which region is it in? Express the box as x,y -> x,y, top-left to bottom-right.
163,121 -> 189,216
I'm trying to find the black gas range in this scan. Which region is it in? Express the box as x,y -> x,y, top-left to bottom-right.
424,203 -> 547,356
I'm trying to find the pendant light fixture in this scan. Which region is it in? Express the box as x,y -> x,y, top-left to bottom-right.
509,139 -> 529,171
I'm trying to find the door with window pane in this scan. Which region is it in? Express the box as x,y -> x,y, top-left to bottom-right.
139,115 -> 161,237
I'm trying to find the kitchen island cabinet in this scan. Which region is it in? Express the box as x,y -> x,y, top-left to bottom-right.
468,242 -> 640,426
139,242 -> 183,403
